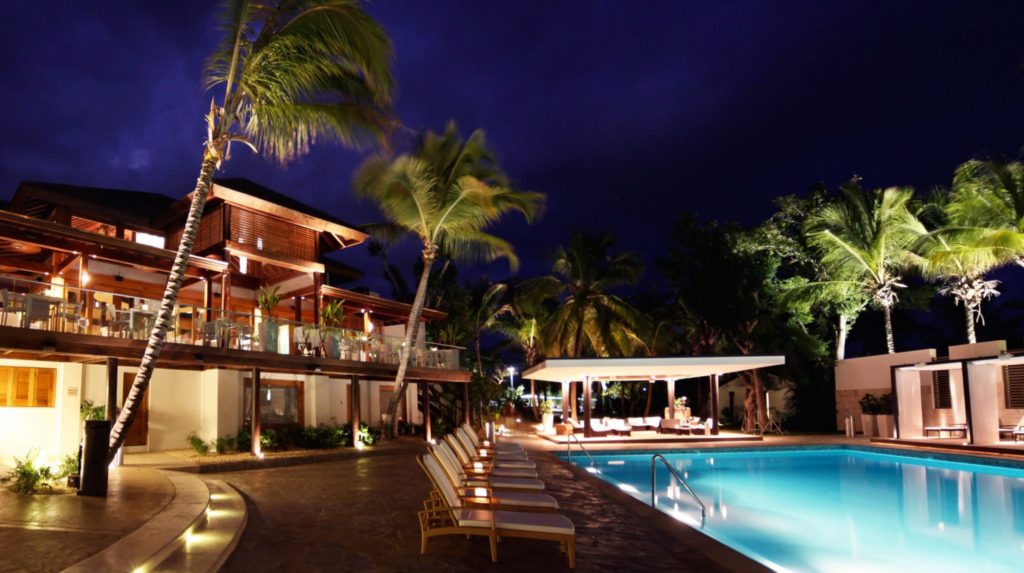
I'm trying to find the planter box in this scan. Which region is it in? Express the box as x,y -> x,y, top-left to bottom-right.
861,414 -> 877,437
875,415 -> 893,438
541,413 -> 554,433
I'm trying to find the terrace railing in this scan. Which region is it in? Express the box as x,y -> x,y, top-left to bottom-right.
0,274 -> 462,370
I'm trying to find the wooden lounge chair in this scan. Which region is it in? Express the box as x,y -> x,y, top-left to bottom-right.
434,440 -> 546,492
607,419 -> 632,436
923,422 -> 967,438
417,454 -> 576,568
460,423 -> 524,454
447,434 -> 537,475
454,429 -> 535,467
423,450 -> 559,512
442,437 -> 544,486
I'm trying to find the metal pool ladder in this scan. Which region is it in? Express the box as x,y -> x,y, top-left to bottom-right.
650,453 -> 706,526
566,433 -> 595,466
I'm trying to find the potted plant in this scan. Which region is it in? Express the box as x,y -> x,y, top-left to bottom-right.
859,393 -> 881,437
666,396 -> 687,420
539,399 -> 554,433
257,286 -> 281,353
320,299 -> 345,359
875,392 -> 895,438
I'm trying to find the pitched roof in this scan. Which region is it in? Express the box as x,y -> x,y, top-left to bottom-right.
214,178 -> 360,231
11,181 -> 176,229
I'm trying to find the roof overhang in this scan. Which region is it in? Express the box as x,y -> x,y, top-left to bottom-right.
522,355 -> 786,383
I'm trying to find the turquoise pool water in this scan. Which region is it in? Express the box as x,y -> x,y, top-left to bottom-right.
568,446 -> 1024,572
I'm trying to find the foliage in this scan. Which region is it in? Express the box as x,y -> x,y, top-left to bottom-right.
59,454 -> 79,478
356,422 -> 380,446
539,399 -> 554,415
320,299 -> 346,329
187,432 -> 209,456
214,435 -> 237,454
858,393 -> 882,415
522,231 -> 642,358
79,400 -> 106,421
1,450 -> 63,494
876,392 -> 894,415
257,286 -> 282,315
236,427 -> 252,452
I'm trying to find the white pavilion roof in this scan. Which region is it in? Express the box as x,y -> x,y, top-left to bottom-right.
521,355 -> 786,383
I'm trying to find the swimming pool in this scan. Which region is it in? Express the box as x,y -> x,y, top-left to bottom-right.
567,446 -> 1024,572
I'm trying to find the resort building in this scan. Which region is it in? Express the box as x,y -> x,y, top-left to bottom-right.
0,179 -> 468,463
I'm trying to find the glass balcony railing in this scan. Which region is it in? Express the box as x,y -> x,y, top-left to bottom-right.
0,274 -> 462,370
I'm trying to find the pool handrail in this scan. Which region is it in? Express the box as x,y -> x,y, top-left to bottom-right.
566,432 -> 595,466
650,453 -> 706,527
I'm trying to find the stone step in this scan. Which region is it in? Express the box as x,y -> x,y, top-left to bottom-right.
149,479 -> 247,573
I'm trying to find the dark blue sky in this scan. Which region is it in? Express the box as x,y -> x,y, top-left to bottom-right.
2,1 -> 1024,332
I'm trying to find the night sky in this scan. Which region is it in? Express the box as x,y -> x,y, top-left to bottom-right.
3,1 -> 1024,351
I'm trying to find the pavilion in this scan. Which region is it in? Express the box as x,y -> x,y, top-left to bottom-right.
522,355 -> 786,438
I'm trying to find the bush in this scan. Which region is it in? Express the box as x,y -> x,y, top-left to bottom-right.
260,428 -> 281,451
876,392 -> 894,415
187,432 -> 209,456
1,450 -> 61,494
79,400 -> 105,421
214,435 -> 237,454
357,422 -> 381,446
58,454 -> 79,478
236,428 -> 252,452
858,393 -> 881,415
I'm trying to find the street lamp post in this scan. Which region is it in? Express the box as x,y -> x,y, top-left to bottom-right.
507,366 -> 516,387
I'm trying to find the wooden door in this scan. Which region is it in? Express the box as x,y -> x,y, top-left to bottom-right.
122,373 -> 149,446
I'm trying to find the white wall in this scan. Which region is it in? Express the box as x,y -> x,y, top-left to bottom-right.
0,359 -> 83,468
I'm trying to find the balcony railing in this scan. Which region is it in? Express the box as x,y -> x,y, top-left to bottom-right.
0,275 -> 462,370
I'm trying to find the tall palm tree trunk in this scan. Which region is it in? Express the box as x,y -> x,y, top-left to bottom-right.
836,314 -> 849,361
108,155 -> 217,461
385,248 -> 436,438
530,379 -> 538,419
964,303 -> 977,344
475,336 -> 483,376
882,305 -> 895,354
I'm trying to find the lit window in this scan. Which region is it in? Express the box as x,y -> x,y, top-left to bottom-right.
134,232 -> 165,249
0,367 -> 56,407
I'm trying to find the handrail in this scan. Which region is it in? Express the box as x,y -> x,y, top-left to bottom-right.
650,453 -> 705,526
566,432 -> 595,466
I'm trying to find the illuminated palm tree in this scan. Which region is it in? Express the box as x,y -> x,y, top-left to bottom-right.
355,121 -> 544,437
805,180 -> 924,353
110,0 -> 394,460
470,282 -> 512,376
949,159 -> 1024,266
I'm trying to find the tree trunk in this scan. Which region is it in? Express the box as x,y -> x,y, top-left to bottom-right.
643,381 -> 653,417
836,313 -> 849,361
108,155 -> 217,461
752,369 -> 766,431
883,304 -> 895,354
475,335 -> 483,375
530,379 -> 538,419
965,303 -> 977,344
742,377 -> 756,433
384,248 -> 436,439
568,382 -> 576,421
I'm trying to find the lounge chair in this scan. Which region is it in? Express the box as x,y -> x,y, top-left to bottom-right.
460,423 -> 524,451
999,416 -> 1024,443
658,418 -> 682,434
626,417 -> 650,431
458,426 -> 528,458
434,440 -> 546,492
923,422 -> 967,438
454,429 -> 535,467
588,420 -> 614,437
417,454 -> 576,567
446,435 -> 538,476
606,418 -> 632,436
423,449 -> 559,512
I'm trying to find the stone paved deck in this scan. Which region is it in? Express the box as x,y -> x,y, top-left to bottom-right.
216,438 -> 733,572
0,467 -> 173,572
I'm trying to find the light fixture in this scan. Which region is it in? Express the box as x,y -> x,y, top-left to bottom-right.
81,271 -> 90,285
265,388 -> 271,400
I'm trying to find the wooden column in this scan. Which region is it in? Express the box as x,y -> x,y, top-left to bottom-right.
350,376 -> 362,445
666,379 -> 675,419
710,374 -> 720,435
565,382 -> 573,423
463,382 -> 470,425
293,296 -> 302,323
251,367 -> 262,456
106,358 -> 118,422
203,277 -> 213,322
221,273 -> 231,313
422,382 -> 432,443
583,376 -> 593,438
312,273 -> 322,326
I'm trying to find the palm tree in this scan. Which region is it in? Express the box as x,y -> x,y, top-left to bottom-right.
805,180 -> 924,353
949,159 -> 1024,266
109,0 -> 394,460
525,232 -> 643,359
494,292 -> 549,417
912,188 -> 1023,343
470,282 -> 512,375
354,121 -> 544,437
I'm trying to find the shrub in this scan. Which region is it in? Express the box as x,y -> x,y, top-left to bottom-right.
187,432 -> 209,456
876,392 -> 895,415
236,428 -> 252,452
858,393 -> 881,415
79,400 -> 105,421
260,428 -> 281,451
58,454 -> 79,478
539,400 -> 554,416
1,450 -> 60,494
357,422 -> 381,446
214,435 -> 236,454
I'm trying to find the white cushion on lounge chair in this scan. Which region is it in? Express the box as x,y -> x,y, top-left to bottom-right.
487,466 -> 538,479
424,454 -> 463,507
644,416 -> 661,426
460,425 -> 524,452
487,476 -> 545,491
493,490 -> 559,509
627,417 -> 645,427
456,509 -> 574,535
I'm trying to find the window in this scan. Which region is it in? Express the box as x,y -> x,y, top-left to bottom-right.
243,379 -> 304,427
932,370 -> 952,409
133,231 -> 165,249
0,367 -> 56,407
1004,365 -> 1024,409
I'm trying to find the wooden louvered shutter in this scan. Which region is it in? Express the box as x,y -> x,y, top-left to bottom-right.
1004,365 -> 1024,408
932,370 -> 952,409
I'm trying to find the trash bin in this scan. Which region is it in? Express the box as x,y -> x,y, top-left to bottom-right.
78,420 -> 111,497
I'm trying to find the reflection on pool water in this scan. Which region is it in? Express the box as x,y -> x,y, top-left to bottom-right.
568,447 -> 1024,572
